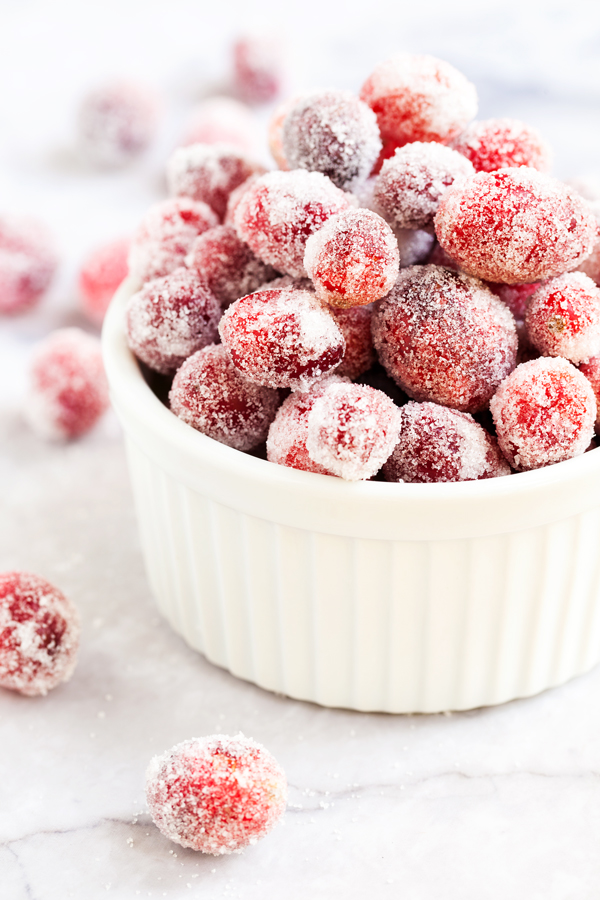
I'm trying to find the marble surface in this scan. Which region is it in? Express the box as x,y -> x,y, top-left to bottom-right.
3,1 -> 600,898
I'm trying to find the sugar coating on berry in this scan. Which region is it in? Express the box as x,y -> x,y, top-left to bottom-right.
282,90 -> 382,191
306,381 -> 402,481
452,118 -> 552,173
180,97 -> 257,153
525,272 -> 600,364
0,571 -> 80,696
268,97 -> 301,170
126,268 -> 220,375
233,169 -> 353,277
488,281 -> 539,322
332,305 -> 375,379
382,401 -> 510,483
0,215 -> 57,314
266,376 -> 348,475
77,81 -> 158,167
490,357 -> 596,470
359,54 -> 477,147
129,197 -> 219,285
233,37 -> 283,105
146,734 -> 287,855
79,237 -> 130,326
372,265 -> 518,412
373,142 -> 475,232
304,208 -> 399,308
170,344 -> 280,451
219,288 -> 345,391
434,167 -> 598,284
579,356 -> 600,432
25,328 -> 109,440
166,143 -> 265,221
186,225 -> 277,309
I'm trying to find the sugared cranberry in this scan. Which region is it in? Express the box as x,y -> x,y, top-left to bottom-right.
332,306 -> 376,379
266,376 -> 348,474
186,225 -> 276,308
232,37 -> 283,105
372,265 -> 517,412
452,118 -> 552,173
166,144 -> 265,221
434,167 -> 598,284
180,97 -> 257,153
233,169 -> 353,277
169,344 -> 280,451
579,356 -> 600,433
25,328 -> 109,440
0,215 -> 57,314
146,734 -> 287,855
382,401 -> 510,483
79,237 -> 130,326
128,197 -> 218,285
219,288 -> 345,391
282,91 -> 381,191
525,272 -> 600,364
0,572 -> 79,697
304,208 -> 399,308
373,142 -> 474,232
77,81 -> 159,167
490,357 -> 596,470
125,268 -> 220,375
359,54 -> 477,148
305,381 -> 402,481
268,97 -> 300,170
488,282 -> 539,321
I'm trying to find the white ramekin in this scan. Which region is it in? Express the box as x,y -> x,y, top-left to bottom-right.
103,278 -> 600,713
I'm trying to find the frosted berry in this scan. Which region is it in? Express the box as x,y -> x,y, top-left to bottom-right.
166,143 -> 265,221
490,357 -> 596,470
0,572 -> 79,697
125,268 -> 220,375
332,305 -> 376,379
268,97 -> 300,170
382,401 -> 510,483
266,376 -> 348,475
79,237 -> 130,326
434,167 -> 598,284
77,81 -> 158,167
180,97 -> 257,153
579,356 -> 600,432
219,288 -> 345,391
359,54 -> 477,148
304,208 -> 399,308
25,328 -> 108,440
232,36 -> 283,105
452,118 -> 552,173
186,225 -> 277,308
306,381 -> 402,481
525,272 -> 600,364
128,197 -> 218,284
372,265 -> 518,412
233,169 -> 353,277
282,90 -> 382,191
146,734 -> 287,855
170,344 -> 280,452
373,142 -> 474,232
0,215 -> 57,314
488,281 -> 539,322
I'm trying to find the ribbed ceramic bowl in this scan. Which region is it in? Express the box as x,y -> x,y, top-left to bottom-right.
103,277 -> 600,713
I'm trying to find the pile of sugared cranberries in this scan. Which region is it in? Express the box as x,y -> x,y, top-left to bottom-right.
0,572 -> 79,696
146,734 -> 287,854
123,50 -> 600,481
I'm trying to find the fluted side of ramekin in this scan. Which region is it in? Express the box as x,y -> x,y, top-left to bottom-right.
104,279 -> 600,712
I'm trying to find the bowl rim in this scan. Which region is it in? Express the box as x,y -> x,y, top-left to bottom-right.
102,277 -> 600,541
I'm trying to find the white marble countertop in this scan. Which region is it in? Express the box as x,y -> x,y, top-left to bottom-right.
2,2 -> 600,898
